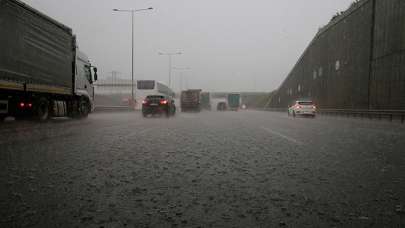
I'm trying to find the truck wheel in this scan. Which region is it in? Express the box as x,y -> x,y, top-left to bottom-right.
68,100 -> 79,119
35,97 -> 50,121
78,98 -> 90,118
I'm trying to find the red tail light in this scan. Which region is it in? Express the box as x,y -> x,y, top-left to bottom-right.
160,99 -> 168,105
19,102 -> 25,108
142,100 -> 148,105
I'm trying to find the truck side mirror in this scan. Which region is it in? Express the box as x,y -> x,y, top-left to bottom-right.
93,67 -> 98,81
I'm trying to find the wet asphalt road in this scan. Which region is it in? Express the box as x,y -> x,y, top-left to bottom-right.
0,110 -> 405,227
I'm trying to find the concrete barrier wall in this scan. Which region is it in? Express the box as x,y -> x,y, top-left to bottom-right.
270,0 -> 405,110
370,0 -> 405,109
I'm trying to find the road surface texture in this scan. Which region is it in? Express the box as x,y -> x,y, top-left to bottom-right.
1,111 -> 404,227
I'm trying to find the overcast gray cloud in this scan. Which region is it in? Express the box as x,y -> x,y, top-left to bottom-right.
23,0 -> 353,92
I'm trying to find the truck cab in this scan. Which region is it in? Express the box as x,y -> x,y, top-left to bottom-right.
75,50 -> 97,112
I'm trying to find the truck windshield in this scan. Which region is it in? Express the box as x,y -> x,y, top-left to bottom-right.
85,66 -> 92,83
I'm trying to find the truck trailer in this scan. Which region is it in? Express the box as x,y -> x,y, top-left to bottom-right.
227,93 -> 241,111
180,89 -> 202,112
0,0 -> 97,121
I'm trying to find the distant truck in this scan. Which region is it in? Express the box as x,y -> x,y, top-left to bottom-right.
227,93 -> 241,111
216,101 -> 227,111
181,89 -> 202,112
200,92 -> 212,111
0,0 -> 97,121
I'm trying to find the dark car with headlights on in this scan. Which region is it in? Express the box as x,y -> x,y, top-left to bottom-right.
142,95 -> 176,117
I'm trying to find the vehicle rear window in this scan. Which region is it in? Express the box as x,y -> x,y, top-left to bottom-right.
146,95 -> 164,99
298,101 -> 313,105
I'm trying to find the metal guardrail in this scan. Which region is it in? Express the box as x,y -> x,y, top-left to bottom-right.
318,109 -> 405,123
261,108 -> 405,124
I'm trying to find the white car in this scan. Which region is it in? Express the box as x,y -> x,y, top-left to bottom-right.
288,100 -> 316,117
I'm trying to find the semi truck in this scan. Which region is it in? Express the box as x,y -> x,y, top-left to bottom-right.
227,93 -> 241,111
0,0 -> 97,121
200,92 -> 212,111
180,89 -> 202,112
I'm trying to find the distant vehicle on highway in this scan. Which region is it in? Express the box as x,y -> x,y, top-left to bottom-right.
142,95 -> 176,117
0,0 -> 97,121
200,92 -> 212,111
181,89 -> 202,112
136,80 -> 175,110
227,93 -> 241,111
217,102 -> 227,111
288,100 -> 316,117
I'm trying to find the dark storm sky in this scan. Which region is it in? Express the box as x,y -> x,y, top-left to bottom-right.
23,0 -> 353,92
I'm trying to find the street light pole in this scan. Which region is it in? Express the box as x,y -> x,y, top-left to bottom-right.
159,52 -> 182,88
180,71 -> 183,91
113,7 -> 153,103
131,11 -> 134,101
172,67 -> 191,92
168,55 -> 172,87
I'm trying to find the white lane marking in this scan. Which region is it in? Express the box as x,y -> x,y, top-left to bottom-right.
260,127 -> 304,145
